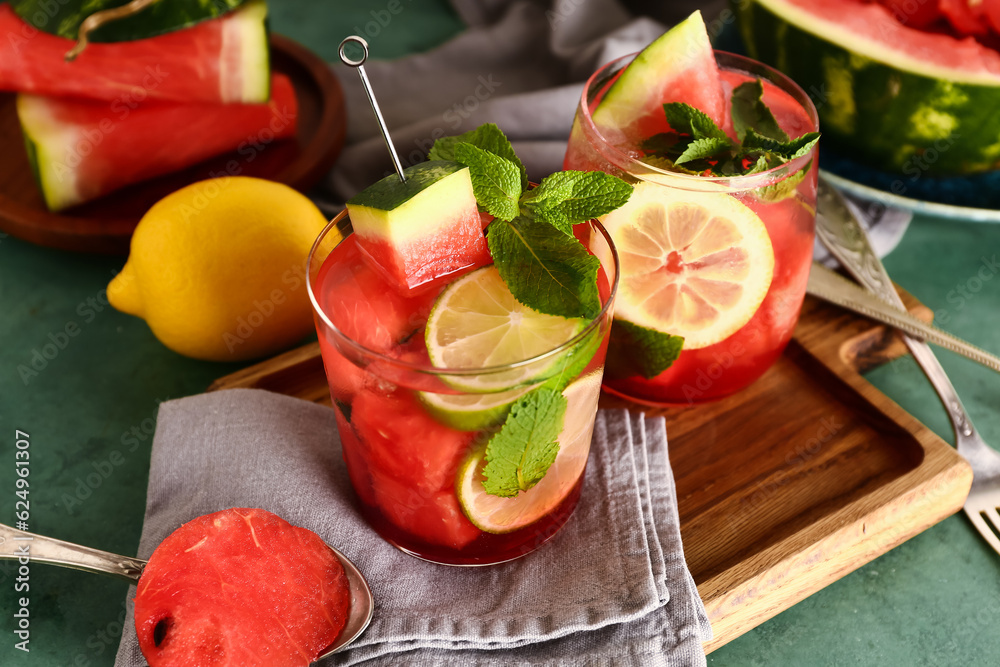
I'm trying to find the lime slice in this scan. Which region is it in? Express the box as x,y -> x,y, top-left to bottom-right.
456,370 -> 603,533
600,181 -> 774,350
418,384 -> 534,432
425,266 -> 585,391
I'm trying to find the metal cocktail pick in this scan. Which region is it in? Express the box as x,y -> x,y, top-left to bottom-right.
338,35 -> 406,183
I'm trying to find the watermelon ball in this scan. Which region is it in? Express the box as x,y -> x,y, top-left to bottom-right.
133,509 -> 350,667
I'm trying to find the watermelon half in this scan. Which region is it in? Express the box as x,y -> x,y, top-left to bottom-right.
0,0 -> 269,104
737,0 -> 1000,174
18,73 -> 298,211
133,508 -> 350,667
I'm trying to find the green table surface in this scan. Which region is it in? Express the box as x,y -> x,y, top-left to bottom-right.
2,2 -> 1000,665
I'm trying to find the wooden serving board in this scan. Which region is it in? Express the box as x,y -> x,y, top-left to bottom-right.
210,289 -> 972,653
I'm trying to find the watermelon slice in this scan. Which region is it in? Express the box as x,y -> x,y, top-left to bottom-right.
0,0 -> 269,104
133,508 -> 350,667
939,0 -> 989,35
588,11 -> 727,142
351,387 -> 474,494
345,160 -> 489,293
17,73 -> 298,211
737,0 -> 1000,174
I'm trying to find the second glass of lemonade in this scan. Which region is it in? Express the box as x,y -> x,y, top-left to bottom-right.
565,51 -> 819,406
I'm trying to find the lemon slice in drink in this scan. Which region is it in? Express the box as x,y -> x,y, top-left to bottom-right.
455,370 -> 602,533
425,266 -> 585,392
600,181 -> 774,349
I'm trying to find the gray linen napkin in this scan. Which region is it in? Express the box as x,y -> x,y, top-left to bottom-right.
114,388 -> 710,666
319,0 -> 909,260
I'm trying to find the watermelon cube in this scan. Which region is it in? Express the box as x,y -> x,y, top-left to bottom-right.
351,386 -> 474,494
370,469 -> 481,550
345,160 -> 490,292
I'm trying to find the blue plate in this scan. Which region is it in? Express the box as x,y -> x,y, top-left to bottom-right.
819,149 -> 1000,223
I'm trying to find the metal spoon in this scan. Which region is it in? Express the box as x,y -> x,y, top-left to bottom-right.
0,521 -> 373,660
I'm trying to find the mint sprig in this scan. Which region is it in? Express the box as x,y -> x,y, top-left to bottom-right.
429,123 -> 528,191
520,170 -> 632,235
640,78 -> 820,186
488,216 -> 601,320
731,79 -> 787,142
454,143 -> 521,220
605,319 -> 683,380
430,124 -> 631,320
481,387 -> 566,497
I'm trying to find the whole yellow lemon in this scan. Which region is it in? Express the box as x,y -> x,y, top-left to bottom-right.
108,177 -> 329,362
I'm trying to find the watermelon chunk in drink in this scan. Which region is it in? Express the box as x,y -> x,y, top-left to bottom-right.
345,160 -> 489,293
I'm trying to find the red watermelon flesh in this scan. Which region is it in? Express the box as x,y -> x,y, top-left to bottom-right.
351,387 -> 474,494
317,236 -> 437,353
335,408 -> 378,507
781,0 -> 1000,74
0,1 -> 270,104
939,0 -> 990,35
370,469 -> 481,550
874,0 -> 944,28
17,73 -> 298,211
134,508 -> 350,667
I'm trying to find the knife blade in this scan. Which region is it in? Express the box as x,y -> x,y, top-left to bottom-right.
807,262 -> 1000,374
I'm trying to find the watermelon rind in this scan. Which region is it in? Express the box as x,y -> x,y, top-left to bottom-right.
17,94 -> 78,212
11,0 -> 246,43
347,161 -> 476,244
592,10 -> 719,132
222,0 -> 271,103
737,0 -> 1000,174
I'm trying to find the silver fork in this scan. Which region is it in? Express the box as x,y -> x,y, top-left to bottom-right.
816,178 -> 1000,554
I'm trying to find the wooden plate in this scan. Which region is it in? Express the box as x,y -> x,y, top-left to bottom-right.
209,289 -> 972,653
0,34 -> 346,254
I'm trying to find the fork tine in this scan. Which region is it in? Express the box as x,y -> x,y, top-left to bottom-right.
965,506 -> 1000,555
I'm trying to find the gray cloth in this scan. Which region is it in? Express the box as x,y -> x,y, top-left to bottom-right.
114,388 -> 711,666
318,0 -> 909,261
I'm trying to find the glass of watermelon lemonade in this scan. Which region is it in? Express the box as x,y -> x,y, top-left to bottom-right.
564,50 -> 819,406
306,211 -> 618,566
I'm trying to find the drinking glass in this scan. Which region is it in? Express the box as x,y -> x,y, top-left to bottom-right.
306,212 -> 618,565
564,51 -> 819,406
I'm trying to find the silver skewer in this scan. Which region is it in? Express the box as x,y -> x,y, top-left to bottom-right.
338,36 -> 406,183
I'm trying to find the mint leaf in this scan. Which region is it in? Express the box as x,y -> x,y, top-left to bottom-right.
641,132 -> 684,154
520,171 -> 633,235
674,137 -> 732,166
731,79 -> 788,142
755,159 -> 812,203
663,102 -> 728,141
605,319 -> 683,380
455,143 -> 521,221
429,123 -> 528,191
482,387 -> 567,497
742,129 -> 820,160
488,216 -> 600,319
